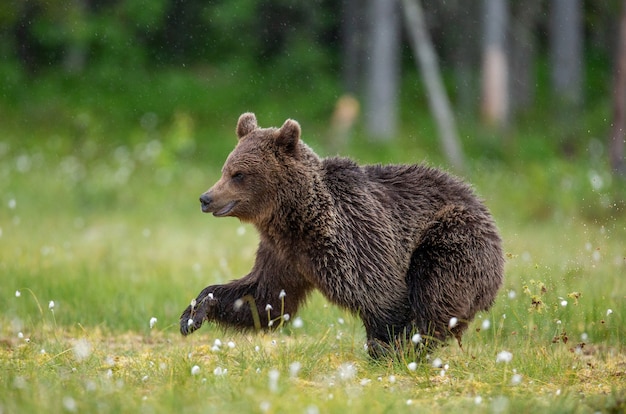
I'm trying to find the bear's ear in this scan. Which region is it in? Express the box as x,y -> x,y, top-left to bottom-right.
236,112 -> 258,139
275,118 -> 301,154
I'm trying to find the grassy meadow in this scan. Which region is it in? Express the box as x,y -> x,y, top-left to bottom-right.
1,74 -> 626,413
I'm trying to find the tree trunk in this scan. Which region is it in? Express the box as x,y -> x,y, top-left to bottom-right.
509,0 -> 541,114
400,0 -> 465,171
365,0 -> 401,141
341,0 -> 364,95
610,0 -> 626,177
481,0 -> 509,128
550,0 -> 583,107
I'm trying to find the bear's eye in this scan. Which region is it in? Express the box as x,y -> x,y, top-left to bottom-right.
232,172 -> 244,182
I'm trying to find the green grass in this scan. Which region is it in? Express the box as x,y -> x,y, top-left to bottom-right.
1,65 -> 625,412
2,128 -> 625,414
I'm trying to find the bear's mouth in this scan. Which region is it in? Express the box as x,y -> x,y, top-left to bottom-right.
213,200 -> 238,217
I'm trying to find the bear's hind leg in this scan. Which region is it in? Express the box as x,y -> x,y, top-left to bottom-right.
406,204 -> 503,347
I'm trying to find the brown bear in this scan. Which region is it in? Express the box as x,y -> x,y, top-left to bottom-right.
180,113 -> 504,358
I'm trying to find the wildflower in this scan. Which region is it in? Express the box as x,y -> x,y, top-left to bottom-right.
63,396 -> 77,412
15,290 -> 21,297
606,309 -> 613,316
293,317 -> 304,328
337,363 -> 357,381
265,304 -> 273,311
142,375 -> 149,382
187,318 -> 193,327
149,317 -> 157,329
511,373 -> 522,385
227,341 -> 236,349
268,369 -> 280,393
283,313 -> 290,322
411,333 -> 422,344
560,300 -> 568,307
448,317 -> 458,328
496,351 -> 513,363
481,319 -> 491,330
207,293 -> 214,300
407,362 -> 418,371
17,332 -> 23,339
508,290 -> 516,299
48,300 -> 55,310
338,318 -> 345,325
190,298 -> 196,308
389,375 -> 396,383
214,367 -> 227,376
581,332 -> 589,341
73,339 -> 92,361
432,358 -> 443,368
279,289 -> 286,299
191,365 -> 201,376
289,361 -> 302,378
474,396 -> 483,405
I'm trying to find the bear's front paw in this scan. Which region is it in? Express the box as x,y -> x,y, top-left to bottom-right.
179,289 -> 217,335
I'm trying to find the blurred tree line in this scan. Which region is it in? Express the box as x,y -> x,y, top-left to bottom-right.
1,0 -> 624,173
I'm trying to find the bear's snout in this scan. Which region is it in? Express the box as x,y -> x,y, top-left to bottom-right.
199,193 -> 213,213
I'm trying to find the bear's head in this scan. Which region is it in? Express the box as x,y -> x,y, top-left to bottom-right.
199,113 -> 316,225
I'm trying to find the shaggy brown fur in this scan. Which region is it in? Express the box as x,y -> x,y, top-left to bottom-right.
179,113 -> 504,358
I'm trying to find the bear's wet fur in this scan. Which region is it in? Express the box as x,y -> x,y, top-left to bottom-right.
180,113 -> 504,358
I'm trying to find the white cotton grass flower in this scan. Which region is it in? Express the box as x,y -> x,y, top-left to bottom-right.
63,396 -> 77,412
292,317 -> 303,328
337,363 -> 357,381
17,332 -> 24,339
448,317 -> 458,329
289,361 -> 302,378
474,396 -> 483,405
48,300 -> 55,310
191,365 -> 201,376
481,319 -> 491,330
190,298 -> 196,308
227,341 -> 236,349
15,290 -> 21,297
279,289 -> 286,299
496,351 -> 513,363
268,369 -> 280,393
431,358 -> 443,368
265,304 -> 273,311
560,300 -> 568,307
508,290 -> 516,299
149,317 -> 157,329
606,309 -> 613,316
214,367 -> 227,376
187,318 -> 194,327
511,373 -> 523,385
411,333 -> 422,344
407,362 -> 418,371
72,339 -> 92,362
